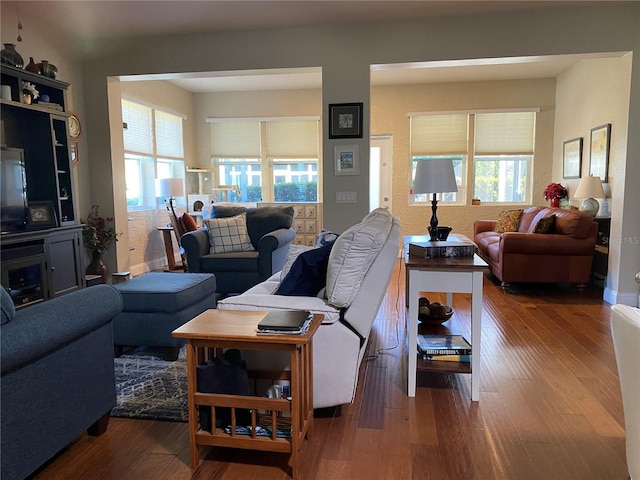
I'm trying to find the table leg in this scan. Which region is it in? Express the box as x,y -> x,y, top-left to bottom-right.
407,269 -> 419,397
290,346 -> 301,479
470,270 -> 483,401
160,229 -> 179,271
186,342 -> 200,469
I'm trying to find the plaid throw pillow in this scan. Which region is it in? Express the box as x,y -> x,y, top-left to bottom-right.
205,213 -> 254,254
493,209 -> 524,233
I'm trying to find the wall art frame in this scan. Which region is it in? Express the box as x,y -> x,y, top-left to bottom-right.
27,201 -> 57,230
334,144 -> 360,176
328,102 -> 363,139
562,137 -> 582,179
589,123 -> 611,182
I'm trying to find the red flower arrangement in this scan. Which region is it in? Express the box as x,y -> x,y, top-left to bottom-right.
81,205 -> 119,254
543,182 -> 568,201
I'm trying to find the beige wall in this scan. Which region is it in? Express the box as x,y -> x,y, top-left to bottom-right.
371,79 -> 556,241
554,55 -> 634,303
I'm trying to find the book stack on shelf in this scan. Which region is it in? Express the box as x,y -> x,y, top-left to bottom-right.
417,334 -> 472,362
408,235 -> 477,258
256,309 -> 312,335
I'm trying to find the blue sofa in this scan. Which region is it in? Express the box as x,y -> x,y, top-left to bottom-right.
1,285 -> 123,480
182,205 -> 296,294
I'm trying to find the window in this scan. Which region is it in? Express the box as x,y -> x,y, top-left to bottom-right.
473,112 -> 535,203
209,119 -> 319,203
409,111 -> 536,205
122,100 -> 185,210
410,114 -> 468,204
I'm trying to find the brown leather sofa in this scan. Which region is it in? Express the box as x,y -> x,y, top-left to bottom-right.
474,206 -> 597,289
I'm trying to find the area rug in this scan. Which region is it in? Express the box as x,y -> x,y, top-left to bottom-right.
112,346 -> 188,422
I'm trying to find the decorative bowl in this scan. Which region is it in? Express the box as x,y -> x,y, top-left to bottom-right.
418,301 -> 454,325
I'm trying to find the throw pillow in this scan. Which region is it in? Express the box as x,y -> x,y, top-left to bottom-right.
326,208 -> 393,308
274,242 -> 335,297
245,206 -> 294,249
493,209 -> 524,233
533,214 -> 556,234
313,229 -> 340,247
205,213 -> 254,254
180,212 -> 199,232
280,244 -> 317,281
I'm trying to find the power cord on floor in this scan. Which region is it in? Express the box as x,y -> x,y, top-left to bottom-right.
365,244 -> 410,361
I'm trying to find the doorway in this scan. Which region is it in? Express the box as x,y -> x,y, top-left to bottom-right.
370,135 -> 392,211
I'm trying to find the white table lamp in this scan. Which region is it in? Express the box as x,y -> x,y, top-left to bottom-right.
574,175 -> 605,217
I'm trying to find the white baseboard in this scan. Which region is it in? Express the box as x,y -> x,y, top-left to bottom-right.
604,287 -> 639,307
129,257 -> 168,277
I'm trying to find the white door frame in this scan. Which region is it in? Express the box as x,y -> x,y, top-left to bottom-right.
370,135 -> 393,211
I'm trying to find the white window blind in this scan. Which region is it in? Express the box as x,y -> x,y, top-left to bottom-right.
210,122 -> 261,157
265,120 -> 319,157
155,110 -> 183,158
475,112 -> 535,155
410,114 -> 468,155
122,100 -> 153,155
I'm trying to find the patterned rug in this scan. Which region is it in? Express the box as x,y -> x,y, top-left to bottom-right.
112,346 -> 188,422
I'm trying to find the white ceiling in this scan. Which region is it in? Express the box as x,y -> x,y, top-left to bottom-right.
3,1 -> 624,92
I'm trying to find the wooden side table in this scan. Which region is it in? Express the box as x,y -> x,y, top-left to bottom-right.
172,309 -> 322,478
157,226 -> 184,271
404,236 -> 488,401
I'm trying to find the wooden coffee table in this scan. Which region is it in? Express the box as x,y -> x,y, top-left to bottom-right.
172,309 -> 322,478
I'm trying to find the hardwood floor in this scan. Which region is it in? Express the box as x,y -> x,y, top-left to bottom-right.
32,261 -> 629,479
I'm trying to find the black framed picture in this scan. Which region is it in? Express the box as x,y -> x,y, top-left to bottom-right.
27,201 -> 57,229
589,123 -> 611,182
562,137 -> 582,179
328,103 -> 363,139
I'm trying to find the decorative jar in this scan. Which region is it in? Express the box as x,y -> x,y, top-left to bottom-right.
1,43 -> 23,68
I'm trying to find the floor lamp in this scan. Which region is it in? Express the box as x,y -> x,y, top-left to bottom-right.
413,158 -> 458,242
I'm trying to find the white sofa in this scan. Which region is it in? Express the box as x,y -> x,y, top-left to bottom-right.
610,304 -> 640,480
218,208 -> 401,409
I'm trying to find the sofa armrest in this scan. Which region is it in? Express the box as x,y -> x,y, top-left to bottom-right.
501,232 -> 596,256
258,227 -> 296,279
181,228 -> 211,273
1,285 -> 123,375
474,220 -> 496,236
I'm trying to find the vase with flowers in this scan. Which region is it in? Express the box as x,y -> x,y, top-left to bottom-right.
81,205 -> 120,283
543,182 -> 568,208
21,81 -> 39,105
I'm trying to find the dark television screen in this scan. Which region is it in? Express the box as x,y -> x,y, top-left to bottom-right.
0,146 -> 28,234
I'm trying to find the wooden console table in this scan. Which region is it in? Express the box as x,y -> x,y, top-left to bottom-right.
404,236 -> 488,401
172,309 -> 322,478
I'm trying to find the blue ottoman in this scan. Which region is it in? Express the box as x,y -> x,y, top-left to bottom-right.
112,272 -> 217,359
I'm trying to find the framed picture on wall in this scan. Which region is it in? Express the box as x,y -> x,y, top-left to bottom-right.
328,103 -> 363,139
334,144 -> 360,176
589,123 -> 611,182
562,137 -> 582,179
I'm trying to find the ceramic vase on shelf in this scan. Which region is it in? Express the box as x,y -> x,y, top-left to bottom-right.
25,57 -> 41,74
86,251 -> 108,284
1,43 -> 24,68
551,198 -> 560,208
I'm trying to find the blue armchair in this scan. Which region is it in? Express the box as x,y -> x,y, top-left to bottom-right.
1,285 -> 123,480
181,205 -> 295,294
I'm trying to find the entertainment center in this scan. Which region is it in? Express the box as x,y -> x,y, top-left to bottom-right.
1,64 -> 85,308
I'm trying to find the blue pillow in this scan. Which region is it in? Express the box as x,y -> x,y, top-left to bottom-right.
274,242 -> 334,296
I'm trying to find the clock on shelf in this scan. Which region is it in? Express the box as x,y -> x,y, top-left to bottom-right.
68,112 -> 81,140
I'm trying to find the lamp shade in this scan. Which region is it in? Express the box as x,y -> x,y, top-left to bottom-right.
156,178 -> 184,198
574,175 -> 605,199
413,158 -> 458,194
